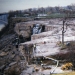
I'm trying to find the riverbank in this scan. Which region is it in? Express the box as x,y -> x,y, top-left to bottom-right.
0,23 -> 5,31
52,71 -> 75,75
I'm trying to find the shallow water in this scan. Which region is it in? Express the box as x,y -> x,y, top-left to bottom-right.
0,23 -> 5,31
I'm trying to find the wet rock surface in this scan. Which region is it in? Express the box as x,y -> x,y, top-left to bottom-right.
0,34 -> 26,75
1,18 -> 75,75
4,61 -> 26,75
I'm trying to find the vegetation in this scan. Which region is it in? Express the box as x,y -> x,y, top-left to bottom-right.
6,4 -> 75,19
52,41 -> 75,70
45,13 -> 66,18
59,43 -> 67,50
61,63 -> 73,70
52,72 -> 75,75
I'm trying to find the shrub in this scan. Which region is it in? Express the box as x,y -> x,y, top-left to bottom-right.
61,62 -> 73,70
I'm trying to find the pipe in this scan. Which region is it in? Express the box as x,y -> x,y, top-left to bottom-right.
43,56 -> 59,74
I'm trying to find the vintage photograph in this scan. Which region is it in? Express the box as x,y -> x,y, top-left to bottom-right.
0,0 -> 75,75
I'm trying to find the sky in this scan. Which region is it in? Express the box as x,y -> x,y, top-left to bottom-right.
0,0 -> 75,13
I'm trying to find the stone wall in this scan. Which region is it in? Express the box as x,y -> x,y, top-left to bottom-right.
14,22 -> 33,38
14,22 -> 45,39
14,21 -> 58,40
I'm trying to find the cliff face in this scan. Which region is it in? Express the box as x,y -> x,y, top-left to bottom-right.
14,21 -> 55,40
1,18 -> 75,74
0,34 -> 27,75
14,23 -> 31,38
